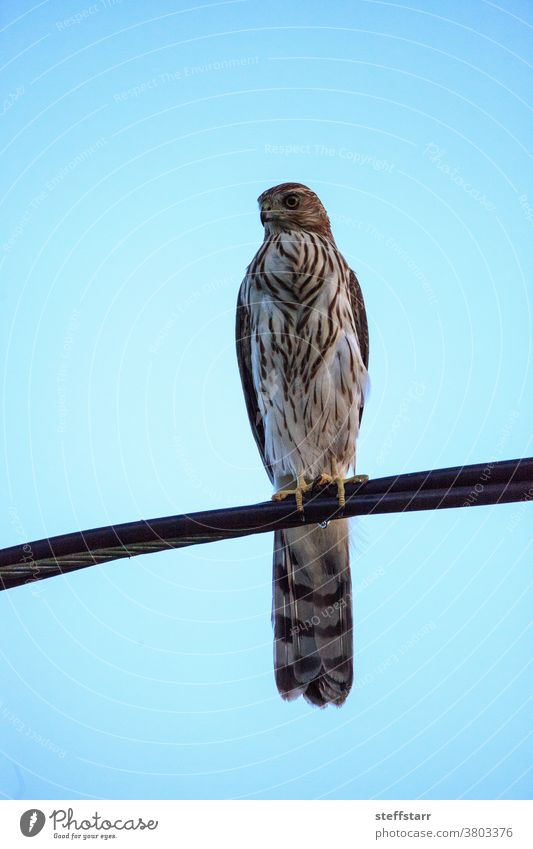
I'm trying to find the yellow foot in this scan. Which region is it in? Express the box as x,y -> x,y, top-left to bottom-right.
272,475 -> 311,513
338,474 -> 369,508
313,473 -> 369,508
314,473 -> 334,488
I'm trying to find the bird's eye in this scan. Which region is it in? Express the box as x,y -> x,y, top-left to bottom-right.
283,193 -> 300,209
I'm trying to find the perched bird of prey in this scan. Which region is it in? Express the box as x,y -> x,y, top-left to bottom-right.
236,183 -> 369,707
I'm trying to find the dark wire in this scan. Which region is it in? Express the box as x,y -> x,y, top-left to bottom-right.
1,457 -> 531,591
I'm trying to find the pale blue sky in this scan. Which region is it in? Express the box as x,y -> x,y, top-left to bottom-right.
0,0 -> 531,800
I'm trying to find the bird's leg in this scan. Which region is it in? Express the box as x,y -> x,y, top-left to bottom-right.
337,473 -> 369,507
272,475 -> 311,513
314,473 -> 334,488
313,470 -> 347,507
313,467 -> 369,508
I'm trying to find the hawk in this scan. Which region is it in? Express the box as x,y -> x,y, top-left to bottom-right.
235,183 -> 369,707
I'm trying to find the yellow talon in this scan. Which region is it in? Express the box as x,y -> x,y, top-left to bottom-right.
313,472 -> 369,509
272,475 -> 311,513
340,474 -> 369,507
314,473 -> 334,488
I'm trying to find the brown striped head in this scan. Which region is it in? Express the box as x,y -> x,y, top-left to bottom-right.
257,183 -> 333,240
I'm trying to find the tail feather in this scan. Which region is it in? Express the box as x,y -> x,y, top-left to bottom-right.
272,520 -> 353,707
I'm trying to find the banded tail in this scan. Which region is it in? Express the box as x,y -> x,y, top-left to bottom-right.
272,520 -> 353,707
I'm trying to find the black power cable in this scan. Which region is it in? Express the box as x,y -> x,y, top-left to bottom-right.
1,457 -> 531,592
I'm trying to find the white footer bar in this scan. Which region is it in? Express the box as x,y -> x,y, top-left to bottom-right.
1,799 -> 531,848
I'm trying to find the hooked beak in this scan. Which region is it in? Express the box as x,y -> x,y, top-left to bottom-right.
260,208 -> 278,226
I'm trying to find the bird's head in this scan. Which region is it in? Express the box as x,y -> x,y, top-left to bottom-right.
257,183 -> 333,240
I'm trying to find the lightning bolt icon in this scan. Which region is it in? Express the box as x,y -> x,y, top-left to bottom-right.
28,811 -> 37,833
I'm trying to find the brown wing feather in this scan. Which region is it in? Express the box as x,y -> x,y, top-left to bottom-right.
235,283 -> 274,483
348,268 -> 369,424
